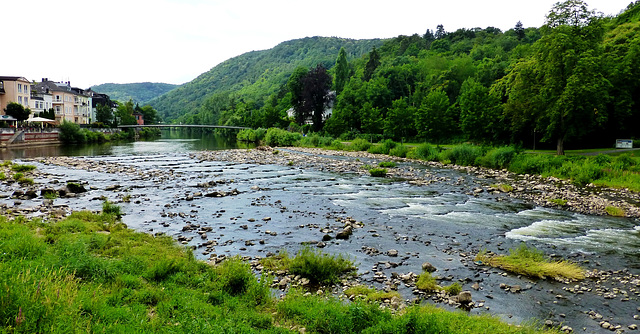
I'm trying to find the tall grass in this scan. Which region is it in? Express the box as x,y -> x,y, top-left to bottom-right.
475,244 -> 585,281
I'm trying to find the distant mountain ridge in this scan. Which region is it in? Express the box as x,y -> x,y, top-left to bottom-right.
90,82 -> 178,105
149,36 -> 385,122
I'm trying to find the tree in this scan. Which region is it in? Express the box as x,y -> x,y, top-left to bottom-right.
334,47 -> 349,94
435,24 -> 446,39
458,78 -> 502,142
287,66 -> 309,125
4,102 -> 30,121
96,103 -> 114,125
384,98 -> 415,141
503,0 -> 608,154
363,47 -> 381,81
515,21 -> 525,40
38,108 -> 55,120
115,99 -> 137,125
414,88 -> 452,142
301,64 -> 332,132
140,105 -> 158,124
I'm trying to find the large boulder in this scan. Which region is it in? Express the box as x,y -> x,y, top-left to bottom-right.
422,261 -> 437,273
66,182 -> 87,194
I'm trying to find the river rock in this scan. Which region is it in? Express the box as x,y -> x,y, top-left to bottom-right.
66,183 -> 87,193
387,249 -> 399,257
457,291 -> 472,304
422,261 -> 436,273
336,226 -> 353,240
40,188 -> 57,197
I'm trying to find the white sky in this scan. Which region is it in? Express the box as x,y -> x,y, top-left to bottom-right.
3,0 -> 631,88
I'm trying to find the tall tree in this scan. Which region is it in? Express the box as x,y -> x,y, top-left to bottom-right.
458,78 -> 502,142
363,47 -> 381,81
435,24 -> 446,39
414,88 -> 452,142
384,97 -> 415,141
301,64 -> 332,132
515,21 -> 525,40
503,0 -> 608,154
334,47 -> 349,94
287,66 -> 309,125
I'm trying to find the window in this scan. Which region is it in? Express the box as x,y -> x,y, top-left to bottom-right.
18,96 -> 22,104
55,95 -> 61,101
24,97 -> 28,106
18,84 -> 22,93
24,86 -> 28,94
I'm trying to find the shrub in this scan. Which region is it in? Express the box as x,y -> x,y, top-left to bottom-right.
612,153 -> 636,171
289,247 -> 355,285
442,282 -> 462,295
367,139 -> 396,155
264,128 -> 302,147
102,200 -> 121,218
415,272 -> 439,292
571,161 -> 604,186
508,154 -> 567,175
347,138 -> 372,152
11,164 -> 36,173
476,146 -> 518,169
12,172 -> 24,181
59,121 -> 87,144
378,161 -> 396,168
408,143 -> 440,161
445,144 -> 484,166
330,139 -> 345,150
389,145 -> 409,158
369,168 -> 388,177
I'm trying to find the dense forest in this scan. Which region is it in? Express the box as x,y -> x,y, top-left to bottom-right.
151,0 -> 640,154
91,82 -> 178,105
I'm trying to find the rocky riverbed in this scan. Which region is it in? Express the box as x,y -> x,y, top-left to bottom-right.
1,147 -> 639,333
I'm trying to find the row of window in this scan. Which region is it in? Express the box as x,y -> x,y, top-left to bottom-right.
33,101 -> 50,110
17,83 -> 29,94
17,96 -> 29,106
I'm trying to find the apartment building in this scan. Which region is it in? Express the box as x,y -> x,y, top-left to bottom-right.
33,79 -> 92,124
0,76 -> 31,113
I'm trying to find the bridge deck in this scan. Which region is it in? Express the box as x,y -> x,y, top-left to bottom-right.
118,124 -> 250,130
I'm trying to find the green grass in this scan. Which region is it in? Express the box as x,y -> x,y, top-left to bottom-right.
277,292 -> 560,334
378,161 -> 397,168
475,244 -> 585,281
368,168 -> 388,177
11,164 -> 36,173
605,206 -> 626,217
0,212 -> 560,333
344,285 -> 401,302
491,184 -> 514,192
261,247 -> 356,285
549,198 -> 568,206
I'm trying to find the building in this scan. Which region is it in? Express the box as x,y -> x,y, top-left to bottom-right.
32,79 -> 92,124
30,81 -> 53,116
0,76 -> 32,114
133,111 -> 144,125
86,88 -> 117,123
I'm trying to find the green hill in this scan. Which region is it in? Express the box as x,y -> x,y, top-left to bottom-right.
149,36 -> 384,122
90,82 -> 178,105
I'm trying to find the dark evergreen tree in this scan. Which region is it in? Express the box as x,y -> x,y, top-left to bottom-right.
515,21 -> 526,40
301,64 -> 332,132
4,102 -> 30,121
363,47 -> 381,81
435,24 -> 446,39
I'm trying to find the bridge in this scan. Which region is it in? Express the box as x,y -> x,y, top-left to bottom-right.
118,124 -> 250,130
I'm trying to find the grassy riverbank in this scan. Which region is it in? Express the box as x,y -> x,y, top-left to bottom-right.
0,210 -> 559,333
238,128 -> 640,192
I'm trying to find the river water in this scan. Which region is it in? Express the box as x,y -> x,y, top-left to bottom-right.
3,129 -> 639,332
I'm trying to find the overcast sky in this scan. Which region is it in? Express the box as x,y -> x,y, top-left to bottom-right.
4,0 -> 631,89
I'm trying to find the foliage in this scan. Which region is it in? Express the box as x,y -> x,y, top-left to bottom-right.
475,244 -> 585,280
416,272 -> 440,292
102,200 -> 121,218
368,168 -> 388,177
288,247 -> 356,285
378,161 -> 396,168
264,128 -> 302,146
475,146 -> 519,169
4,102 -> 30,121
368,139 -> 397,155
408,143 -> 441,161
11,164 -> 36,173
389,145 -> 409,158
605,206 -> 626,217
95,103 -> 114,125
237,128 -> 267,143
442,144 -> 484,166
347,138 -> 372,151
58,121 -> 87,144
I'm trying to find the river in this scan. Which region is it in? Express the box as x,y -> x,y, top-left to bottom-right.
3,129 -> 639,333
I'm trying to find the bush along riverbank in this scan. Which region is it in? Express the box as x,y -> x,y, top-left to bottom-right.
0,207 -> 564,333
59,121 -> 161,144
236,128 -> 640,218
